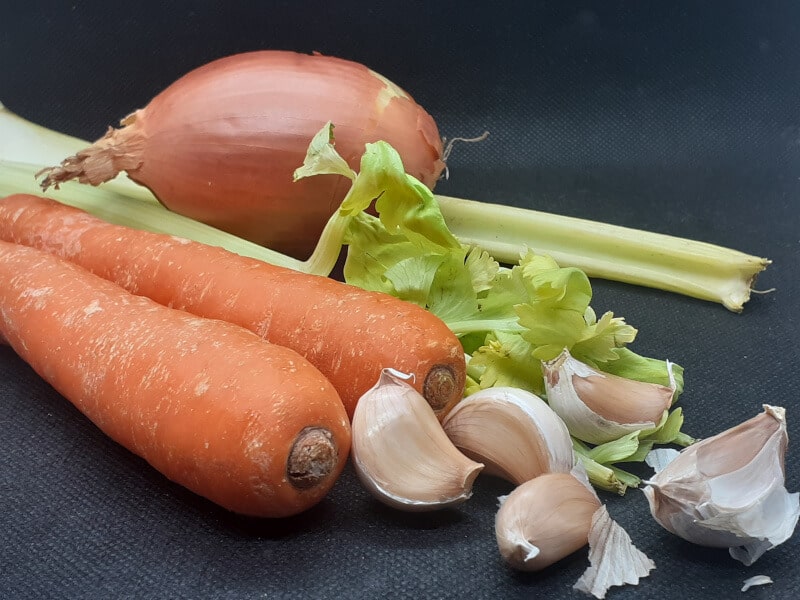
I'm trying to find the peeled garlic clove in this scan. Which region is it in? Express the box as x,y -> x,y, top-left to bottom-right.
441,387 -> 575,485
351,368 -> 483,512
543,348 -> 675,444
643,404 -> 800,565
495,471 -> 601,571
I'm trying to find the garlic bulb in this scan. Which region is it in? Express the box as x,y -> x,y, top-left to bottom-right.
351,368 -> 483,511
543,348 -> 675,444
495,471 -> 601,571
643,404 -> 800,565
441,387 -> 575,485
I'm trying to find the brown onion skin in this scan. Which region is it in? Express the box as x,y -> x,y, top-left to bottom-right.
44,51 -> 445,258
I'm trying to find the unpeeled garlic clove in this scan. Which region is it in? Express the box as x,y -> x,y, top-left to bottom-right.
495,471 -> 601,571
351,368 -> 483,512
543,348 -> 675,444
642,404 -> 800,565
441,387 -> 575,485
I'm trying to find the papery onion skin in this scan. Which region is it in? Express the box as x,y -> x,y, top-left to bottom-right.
40,51 -> 445,258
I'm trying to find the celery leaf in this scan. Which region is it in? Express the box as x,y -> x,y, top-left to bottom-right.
293,122 -> 356,182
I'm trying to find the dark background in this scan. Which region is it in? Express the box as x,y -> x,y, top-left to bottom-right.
1,1 -> 798,598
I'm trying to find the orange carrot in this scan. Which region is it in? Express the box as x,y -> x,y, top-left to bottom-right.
0,194 -> 466,419
0,240 -> 350,518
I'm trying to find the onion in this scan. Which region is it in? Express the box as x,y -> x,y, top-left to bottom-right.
40,50 -> 445,258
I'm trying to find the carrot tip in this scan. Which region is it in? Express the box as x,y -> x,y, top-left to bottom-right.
424,364 -> 459,416
286,426 -> 339,490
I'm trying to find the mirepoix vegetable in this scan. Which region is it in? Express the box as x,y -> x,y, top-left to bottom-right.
435,195 -> 770,313
0,240 -> 351,518
0,50 -> 769,311
35,50 -> 446,259
0,193 -> 467,420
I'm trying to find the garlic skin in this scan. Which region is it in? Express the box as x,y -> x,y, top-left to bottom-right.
441,387 -> 575,485
643,404 -> 800,565
495,471 -> 601,571
351,368 -> 483,512
543,348 -> 675,444
741,575 -> 773,592
573,504 -> 656,598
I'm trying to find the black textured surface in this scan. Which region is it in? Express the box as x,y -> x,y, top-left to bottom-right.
1,1 -> 798,598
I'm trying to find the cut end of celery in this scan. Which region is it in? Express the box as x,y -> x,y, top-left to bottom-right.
576,453 -> 629,495
724,258 -> 773,313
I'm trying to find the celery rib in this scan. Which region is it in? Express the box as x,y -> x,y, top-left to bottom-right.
0,159 -> 313,270
446,319 -> 525,336
435,195 -> 770,312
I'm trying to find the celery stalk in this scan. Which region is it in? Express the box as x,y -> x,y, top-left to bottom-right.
0,158 -> 354,277
574,451 -> 628,495
0,103 -> 770,311
436,195 -> 770,313
0,159 -> 303,266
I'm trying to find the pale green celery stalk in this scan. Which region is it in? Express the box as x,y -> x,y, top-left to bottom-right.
671,431 -> 695,447
608,465 -> 642,490
0,159 -> 351,275
435,194 -> 771,313
574,451 -> 628,495
446,318 -> 525,336
573,437 -> 648,493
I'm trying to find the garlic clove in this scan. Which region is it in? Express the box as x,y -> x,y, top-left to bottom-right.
496,465 -> 655,598
543,348 -> 675,444
642,404 -> 800,565
495,471 -> 601,571
441,386 -> 575,485
351,368 -> 483,512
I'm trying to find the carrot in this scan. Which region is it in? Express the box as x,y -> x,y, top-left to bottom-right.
0,194 -> 466,419
0,240 -> 351,518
